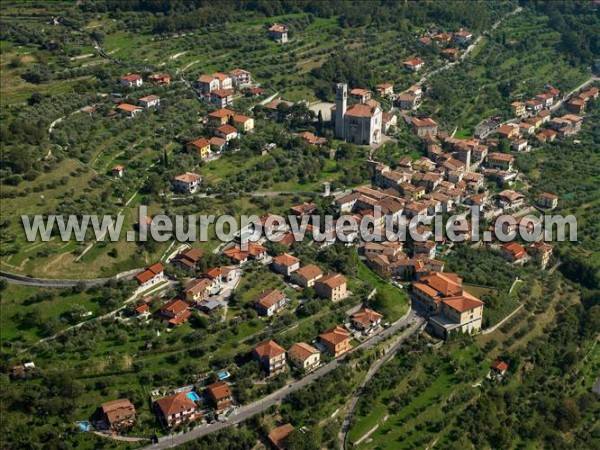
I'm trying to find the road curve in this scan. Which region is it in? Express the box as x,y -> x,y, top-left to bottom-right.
144,310 -> 422,449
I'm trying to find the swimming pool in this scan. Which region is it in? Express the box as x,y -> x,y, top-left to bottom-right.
186,391 -> 201,402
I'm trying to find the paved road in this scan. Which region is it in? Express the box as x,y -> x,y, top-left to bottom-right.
144,309 -> 422,449
339,316 -> 425,449
0,269 -> 141,288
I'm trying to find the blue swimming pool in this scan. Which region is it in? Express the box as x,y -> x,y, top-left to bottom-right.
186,391 -> 201,402
217,370 -> 230,380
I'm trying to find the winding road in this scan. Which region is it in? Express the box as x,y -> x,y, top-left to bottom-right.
144,309 -> 423,449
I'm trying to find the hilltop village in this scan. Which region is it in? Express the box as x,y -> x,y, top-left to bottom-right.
2,5 -> 599,449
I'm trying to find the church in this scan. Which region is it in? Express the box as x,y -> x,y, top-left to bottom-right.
331,83 -> 382,145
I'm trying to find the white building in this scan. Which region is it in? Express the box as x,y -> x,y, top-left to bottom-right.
332,83 -> 382,145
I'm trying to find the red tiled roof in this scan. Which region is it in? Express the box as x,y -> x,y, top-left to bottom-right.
273,253 -> 300,267
442,293 -> 483,312
208,108 -> 234,118
117,103 -> 139,112
254,289 -> 286,309
254,340 -> 285,359
216,124 -> 237,135
492,360 -> 509,372
268,423 -> 294,450
161,298 -> 190,315
320,326 -> 350,345
206,380 -> 232,401
188,138 -> 210,149
174,172 -> 201,183
155,393 -> 195,417
287,342 -> 319,362
317,273 -> 347,289
294,264 -> 323,281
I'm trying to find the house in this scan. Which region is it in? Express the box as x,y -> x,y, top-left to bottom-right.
351,308 -> 383,334
212,72 -> 233,90
208,108 -> 234,126
148,73 -> 171,85
497,189 -> 525,209
172,247 -> 203,270
271,253 -> 300,276
254,289 -> 288,317
186,138 -> 212,160
233,114 -> 254,133
491,360 -> 509,377
510,101 -> 526,117
441,48 -> 459,60
117,103 -> 141,117
205,266 -> 236,285
432,33 -> 453,44
183,278 -> 213,304
134,303 -> 150,319
138,95 -> 160,108
535,92 -> 554,108
535,128 -> 557,143
315,273 -> 348,301
501,242 -> 528,263
120,74 -> 143,88
375,83 -> 394,98
229,68 -> 251,87
96,399 -> 136,431
298,131 -> 327,146
269,23 -> 289,43
172,172 -> 201,194
537,192 -> 558,210
418,36 -> 432,46
209,137 -> 227,152
349,88 -> 372,103
205,381 -> 233,412
487,152 -> 514,170
525,99 -> 544,112
382,112 -> 397,133
429,293 -> 484,338
414,240 -> 437,259
215,124 -> 238,141
537,109 -> 552,124
154,393 -> 199,428
528,241 -> 553,268
498,124 -> 519,140
159,298 -> 191,325
453,29 -> 473,44
223,242 -> 267,265
290,202 -> 317,217
290,264 -> 323,288
268,424 -> 295,450
403,57 -> 425,71
319,326 -> 352,357
253,340 -> 286,375
210,89 -> 234,108
197,74 -> 220,94
332,83 -> 382,145
519,122 -> 535,136
412,272 -> 463,313
567,98 -> 586,114
412,117 -> 438,137
135,263 -> 165,289
111,165 -> 125,178
287,342 -> 320,373
511,139 -> 528,152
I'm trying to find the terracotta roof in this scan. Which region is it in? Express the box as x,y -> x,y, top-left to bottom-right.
269,23 -> 288,33
139,95 -> 159,102
101,398 -> 135,424
135,263 -> 164,284
254,340 -> 285,359
233,114 -> 251,123
254,289 -> 286,309
502,242 -> 527,260
174,172 -> 201,183
206,380 -> 232,401
404,57 -> 424,66
209,108 -> 234,118
212,72 -> 230,81
290,202 -> 317,216
419,272 -> 462,297
294,264 -> 323,281
112,164 -> 124,171
488,152 -> 514,162
287,342 -> 319,362
183,277 -> 213,294
121,74 -> 141,81
350,88 -> 370,96
442,293 -> 483,312
155,393 -> 196,418
351,308 -> 383,328
135,303 -> 150,314
345,103 -> 379,118
317,273 -> 347,289
492,360 -> 509,372
198,74 -> 216,83
212,88 -> 233,98
216,124 -> 238,135
229,68 -> 249,76
273,253 -> 300,267
188,137 -> 210,149
209,137 -> 227,146
320,326 -> 350,345
268,423 -> 294,450
161,298 -> 190,315
412,117 -> 437,127
117,103 -> 139,112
